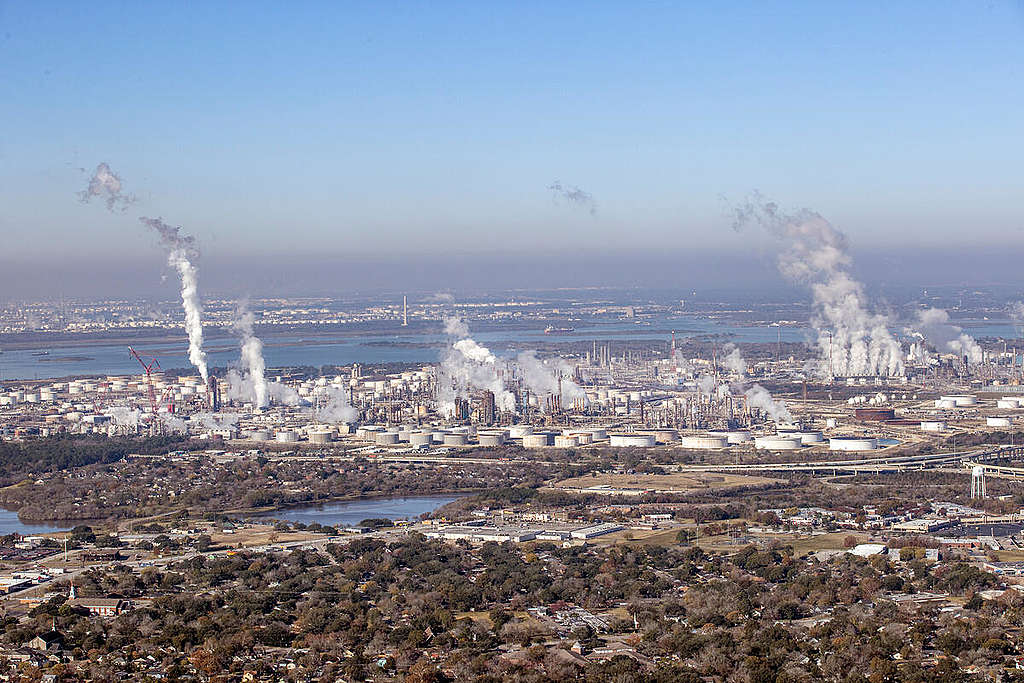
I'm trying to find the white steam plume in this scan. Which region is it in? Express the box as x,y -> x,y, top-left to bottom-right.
142,217 -> 208,382
233,301 -> 269,408
722,343 -> 747,376
514,350 -> 586,411
78,162 -> 135,211
548,180 -> 597,216
104,406 -> 143,427
732,193 -> 903,378
1011,302 -> 1024,338
914,308 -> 982,365
744,384 -> 793,423
437,316 -> 517,415
314,385 -> 358,423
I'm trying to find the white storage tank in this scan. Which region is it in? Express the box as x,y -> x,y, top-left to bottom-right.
654,429 -> 679,443
586,427 -> 608,440
987,416 -> 1013,428
679,435 -> 728,449
997,399 -> 1021,410
508,425 -> 534,438
443,433 -> 469,446
570,431 -> 594,445
309,429 -> 335,444
523,433 -> 553,448
477,433 -> 505,447
828,437 -> 878,451
609,434 -> 656,448
754,436 -> 802,451
431,431 -> 447,443
791,431 -> 824,445
825,418 -> 839,428
376,432 -> 400,445
941,395 -> 977,407
554,435 -> 579,448
920,421 -> 946,432
934,399 -> 957,409
409,432 -> 432,447
276,430 -> 298,443
249,429 -> 271,441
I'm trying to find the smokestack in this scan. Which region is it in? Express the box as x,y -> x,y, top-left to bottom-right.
402,295 -> 408,327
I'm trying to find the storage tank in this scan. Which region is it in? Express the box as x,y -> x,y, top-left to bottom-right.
249,429 -> 271,441
934,399 -> 957,409
828,437 -> 878,451
941,395 -> 977,407
443,433 -> 469,446
654,429 -> 679,443
997,399 -> 1022,410
609,434 -> 656,448
987,416 -> 1014,427
570,431 -> 594,445
791,431 -> 824,445
554,435 -> 579,448
431,431 -> 447,443
508,425 -> 534,438
585,427 -> 608,440
409,432 -> 432,447
523,433 -> 553,448
825,418 -> 839,428
276,430 -> 298,443
709,430 -> 752,444
477,433 -> 505,447
376,432 -> 400,445
920,421 -> 946,432
309,429 -> 335,444
754,436 -> 802,451
678,435 -> 728,449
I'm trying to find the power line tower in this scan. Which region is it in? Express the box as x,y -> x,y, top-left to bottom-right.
971,465 -> 986,500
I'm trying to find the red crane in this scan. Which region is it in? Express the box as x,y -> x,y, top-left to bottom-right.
128,346 -> 161,417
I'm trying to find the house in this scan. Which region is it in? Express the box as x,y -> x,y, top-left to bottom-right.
27,631 -> 62,651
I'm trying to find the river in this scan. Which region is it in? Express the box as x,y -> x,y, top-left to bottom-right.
254,494 -> 467,528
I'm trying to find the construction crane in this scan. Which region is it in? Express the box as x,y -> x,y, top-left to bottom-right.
128,347 -> 161,418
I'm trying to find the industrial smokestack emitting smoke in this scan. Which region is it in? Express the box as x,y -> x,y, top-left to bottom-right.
731,192 -> 903,378
913,308 -> 983,365
744,384 -> 793,423
722,343 -> 747,376
437,316 -> 517,415
78,162 -> 135,211
232,301 -> 269,408
548,180 -> 597,216
141,217 -> 208,382
515,350 -> 586,411
314,385 -> 358,423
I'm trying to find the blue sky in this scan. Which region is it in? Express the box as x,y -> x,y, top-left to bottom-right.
1,2 -> 1023,284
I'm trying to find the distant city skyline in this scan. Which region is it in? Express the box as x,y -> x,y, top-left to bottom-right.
2,2 -> 1023,295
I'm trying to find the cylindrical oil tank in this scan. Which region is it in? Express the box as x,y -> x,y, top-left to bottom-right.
679,435 -> 728,449
308,429 -> 334,444
275,430 -> 298,443
920,421 -> 946,432
754,436 -> 802,451
828,437 -> 878,451
654,429 -> 679,443
791,431 -> 824,445
443,433 -> 469,446
431,431 -> 447,443
987,416 -> 1013,427
569,431 -> 594,445
376,432 -> 400,445
409,432 -> 432,447
997,399 -> 1021,410
397,429 -> 412,442
941,395 -> 977,407
586,427 -> 608,440
708,430 -> 752,444
250,429 -> 271,441
934,399 -> 957,409
523,433 -> 553,447
554,435 -> 579,448
508,425 -> 534,438
609,434 -> 656,448
477,433 -> 505,447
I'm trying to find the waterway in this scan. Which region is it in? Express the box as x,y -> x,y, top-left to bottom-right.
1,314 -> 1018,381
0,509 -> 71,536
255,494 -> 467,528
